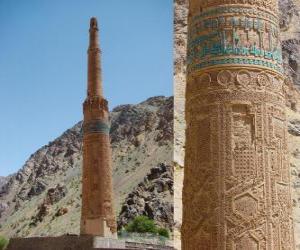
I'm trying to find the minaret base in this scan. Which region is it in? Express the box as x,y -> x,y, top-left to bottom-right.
5,235 -> 174,250
81,217 -> 117,238
6,235 -> 126,250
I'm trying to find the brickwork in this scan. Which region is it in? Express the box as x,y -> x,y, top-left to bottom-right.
80,17 -> 117,237
6,236 -> 174,250
182,1 -> 295,249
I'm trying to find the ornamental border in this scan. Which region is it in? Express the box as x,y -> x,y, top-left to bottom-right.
191,5 -> 278,24
83,120 -> 110,135
189,15 -> 279,38
187,58 -> 283,74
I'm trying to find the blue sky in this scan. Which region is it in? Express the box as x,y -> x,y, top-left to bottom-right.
0,0 -> 173,176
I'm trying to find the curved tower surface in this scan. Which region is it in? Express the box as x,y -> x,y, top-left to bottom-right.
182,0 -> 295,249
80,17 -> 117,237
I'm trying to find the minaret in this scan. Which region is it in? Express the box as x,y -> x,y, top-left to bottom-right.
183,0 -> 295,249
80,17 -> 117,237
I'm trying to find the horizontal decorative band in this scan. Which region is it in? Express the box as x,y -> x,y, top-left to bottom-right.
187,5 -> 282,74
83,120 -> 110,135
191,5 -> 278,23
188,44 -> 282,64
188,58 -> 283,74
189,16 -> 279,41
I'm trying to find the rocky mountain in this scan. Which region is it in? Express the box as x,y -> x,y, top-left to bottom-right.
118,163 -> 173,231
0,96 -> 173,238
173,0 -> 300,249
0,177 -> 7,190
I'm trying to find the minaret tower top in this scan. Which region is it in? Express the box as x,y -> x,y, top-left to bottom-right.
87,17 -> 103,98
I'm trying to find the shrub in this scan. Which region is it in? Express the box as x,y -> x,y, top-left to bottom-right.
124,216 -> 170,238
157,227 -> 169,238
125,216 -> 157,234
0,235 -> 8,250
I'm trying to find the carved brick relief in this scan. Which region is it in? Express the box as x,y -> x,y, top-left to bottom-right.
232,106 -> 255,180
183,1 -> 294,248
187,5 -> 282,74
189,1 -> 279,15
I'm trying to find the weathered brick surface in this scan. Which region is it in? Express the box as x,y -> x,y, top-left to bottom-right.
80,18 -> 117,237
7,236 -> 94,250
182,0 -> 295,249
6,236 -> 174,250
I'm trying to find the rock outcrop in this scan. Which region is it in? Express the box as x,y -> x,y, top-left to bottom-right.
0,177 -> 7,189
174,1 -> 188,249
118,163 -> 173,231
30,184 -> 68,225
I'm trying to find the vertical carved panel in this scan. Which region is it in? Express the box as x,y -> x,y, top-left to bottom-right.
232,105 -> 255,180
183,105 -> 219,248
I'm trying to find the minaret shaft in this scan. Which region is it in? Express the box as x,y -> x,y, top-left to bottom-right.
182,0 -> 295,249
80,17 -> 117,237
87,18 -> 103,98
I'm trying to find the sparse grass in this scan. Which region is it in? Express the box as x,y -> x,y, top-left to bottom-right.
0,235 -> 9,250
157,228 -> 169,238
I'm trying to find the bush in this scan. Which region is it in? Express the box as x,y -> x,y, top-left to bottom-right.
0,235 -> 8,250
157,227 -> 169,238
124,216 -> 170,239
125,216 -> 157,234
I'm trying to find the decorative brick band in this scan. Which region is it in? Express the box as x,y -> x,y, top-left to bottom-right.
83,120 -> 109,135
189,0 -> 279,14
187,6 -> 282,73
191,5 -> 278,23
189,57 -> 283,73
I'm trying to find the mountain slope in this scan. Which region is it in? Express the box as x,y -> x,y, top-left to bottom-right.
0,96 -> 173,238
0,177 -> 7,190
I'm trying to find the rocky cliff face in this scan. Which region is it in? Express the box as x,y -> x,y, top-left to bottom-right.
118,163 -> 173,231
174,1 -> 188,249
280,0 -> 300,88
0,96 -> 173,238
174,0 -> 300,249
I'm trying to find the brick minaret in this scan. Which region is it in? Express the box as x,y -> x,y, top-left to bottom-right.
80,17 -> 117,237
182,0 -> 295,249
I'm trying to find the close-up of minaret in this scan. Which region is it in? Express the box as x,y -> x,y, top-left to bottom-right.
182,0 -> 295,249
80,17 -> 117,238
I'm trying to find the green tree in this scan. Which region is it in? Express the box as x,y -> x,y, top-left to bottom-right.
0,235 -> 8,250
